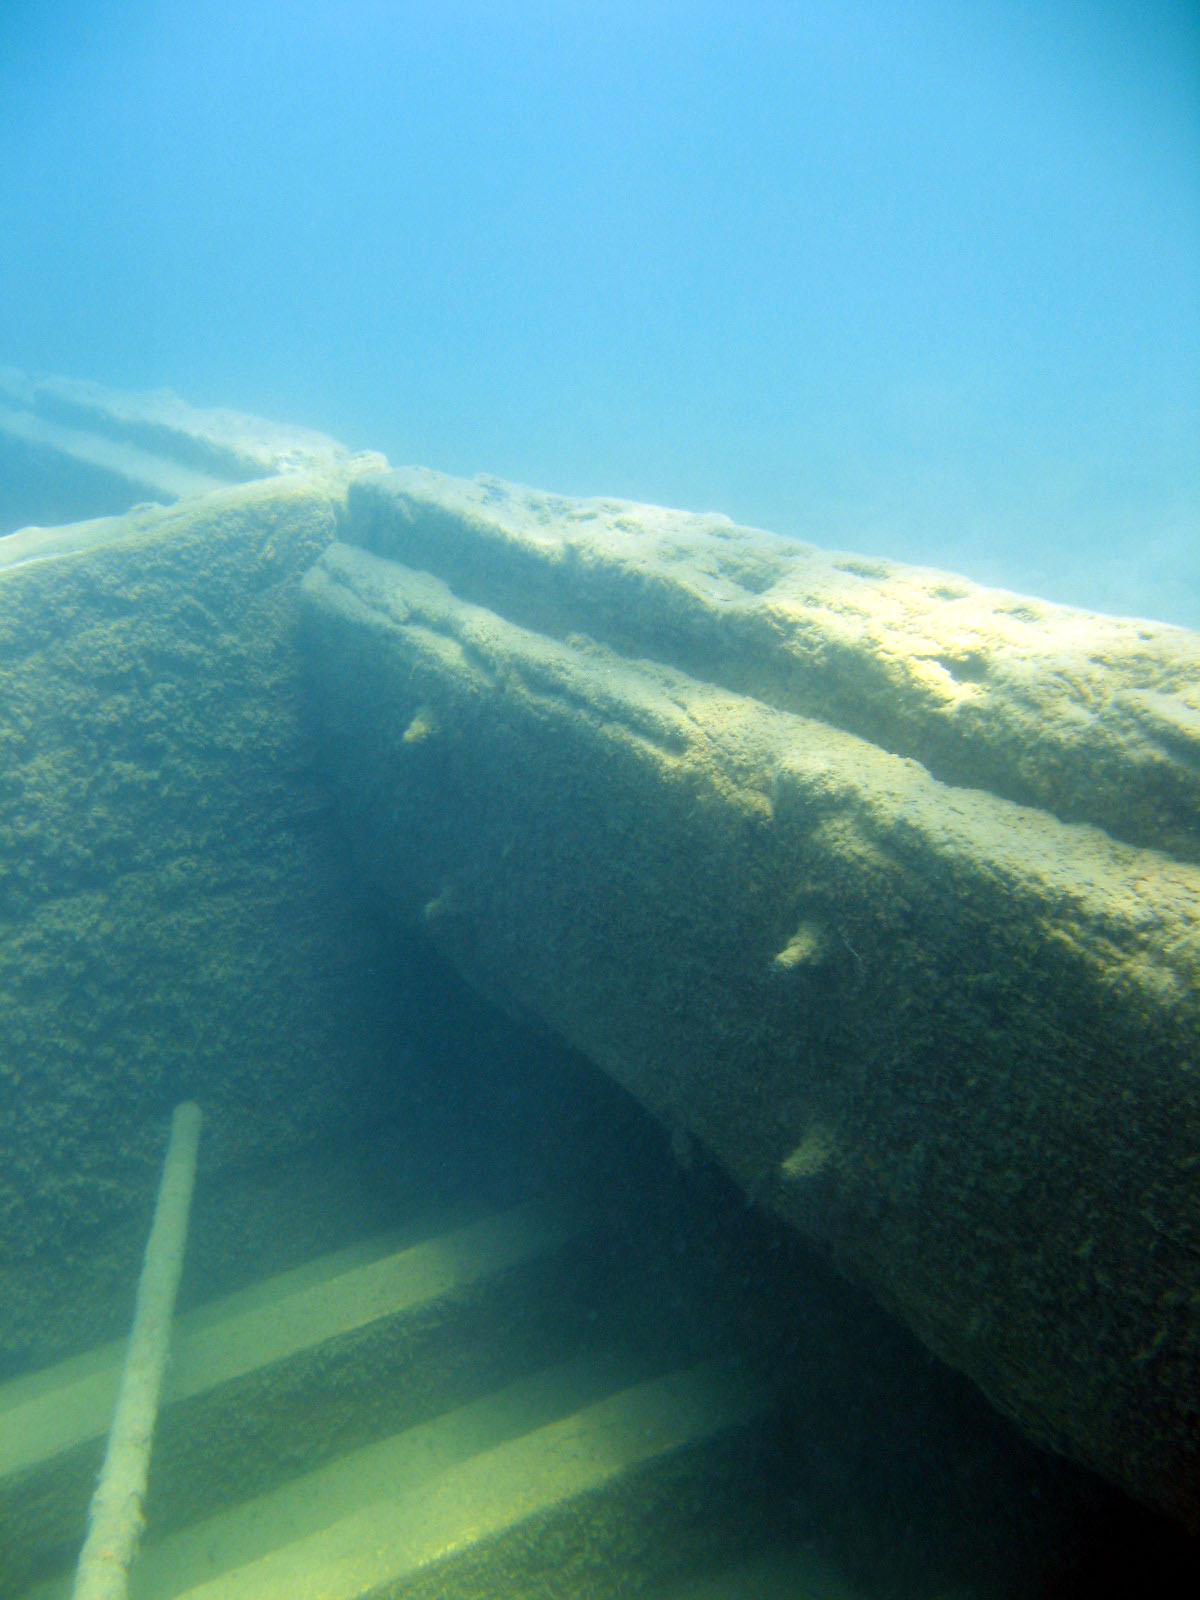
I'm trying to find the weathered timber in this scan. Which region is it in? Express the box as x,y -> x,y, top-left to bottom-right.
302,480 -> 1200,1528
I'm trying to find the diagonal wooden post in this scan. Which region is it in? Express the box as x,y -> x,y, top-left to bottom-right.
71,1101 -> 202,1600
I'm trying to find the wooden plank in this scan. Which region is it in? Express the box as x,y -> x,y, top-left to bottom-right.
161,1360 -> 766,1600
0,1203 -> 572,1486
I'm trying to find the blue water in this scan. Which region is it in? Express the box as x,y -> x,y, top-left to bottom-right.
1,0 -> 1197,622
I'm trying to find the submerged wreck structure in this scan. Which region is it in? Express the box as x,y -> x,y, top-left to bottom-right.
0,368 -> 1197,1590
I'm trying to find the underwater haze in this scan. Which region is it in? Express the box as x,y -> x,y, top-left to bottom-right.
0,0 -> 1197,623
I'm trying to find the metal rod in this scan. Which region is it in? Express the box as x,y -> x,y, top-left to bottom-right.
71,1101 -> 202,1600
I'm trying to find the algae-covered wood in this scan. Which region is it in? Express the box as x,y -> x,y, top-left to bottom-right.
0,472 -> 395,1324
348,468 -> 1200,863
303,476 -> 1200,1528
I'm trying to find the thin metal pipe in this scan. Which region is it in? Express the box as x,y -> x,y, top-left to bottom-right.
71,1101 -> 203,1600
